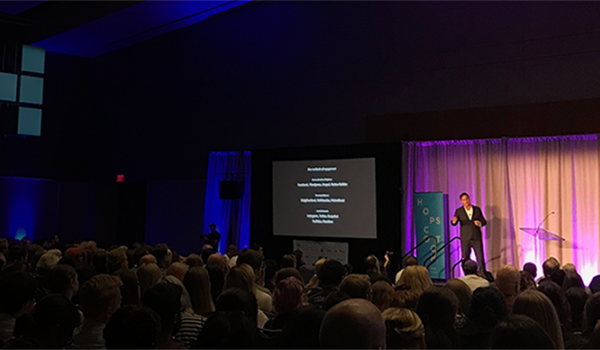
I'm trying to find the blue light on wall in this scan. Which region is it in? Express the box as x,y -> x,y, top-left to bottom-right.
0,177 -> 60,241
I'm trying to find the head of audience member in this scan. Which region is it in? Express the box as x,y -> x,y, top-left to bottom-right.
280,254 -> 297,269
537,280 -> 572,331
183,266 -> 215,316
339,274 -> 373,300
382,307 -> 426,350
185,253 -> 203,267
114,268 -> 141,307
236,249 -> 265,285
495,265 -> 520,308
79,274 -> 123,324
136,262 -> 162,300
293,249 -> 305,267
319,298 -> 386,349
152,243 -> 172,269
21,237 -> 31,247
64,246 -> 85,265
372,280 -> 395,312
0,272 -> 36,318
583,291 -> 600,336
48,264 -> 79,301
461,259 -> 478,276
139,254 -> 157,266
549,268 -> 566,287
523,262 -> 538,279
520,270 -> 536,292
282,304 -> 326,348
512,289 -> 564,349
215,287 -> 259,323
566,286 -> 589,332
562,262 -> 577,273
317,259 -> 346,289
106,248 -> 128,274
7,244 -> 27,264
416,285 -> 459,349
365,254 -> 381,274
206,263 -> 225,304
132,247 -> 149,268
275,267 -> 304,285
166,261 -> 189,282
92,250 -> 109,274
207,253 -> 229,272
226,244 -> 239,258
590,275 -> 600,295
201,246 -> 215,265
402,255 -> 418,269
397,265 -> 433,298
250,243 -> 263,254
305,258 -> 327,291
143,283 -> 182,340
490,314 -> 556,349
224,263 -> 255,293
563,270 -> 585,290
273,276 -> 304,315
264,259 -> 278,291
543,257 -> 560,278
587,320 -> 600,350
466,286 -> 507,330
30,294 -> 81,349
103,306 -> 160,349
28,244 -> 44,268
36,253 -> 60,277
162,275 -> 194,315
321,290 -> 351,312
444,278 -> 472,316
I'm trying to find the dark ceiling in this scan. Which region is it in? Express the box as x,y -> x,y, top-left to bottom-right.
1,1 -> 253,58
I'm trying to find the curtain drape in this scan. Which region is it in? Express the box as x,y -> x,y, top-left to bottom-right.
203,151 -> 251,253
403,135 -> 600,283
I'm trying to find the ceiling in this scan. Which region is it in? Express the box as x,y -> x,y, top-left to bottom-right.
0,0 -> 253,58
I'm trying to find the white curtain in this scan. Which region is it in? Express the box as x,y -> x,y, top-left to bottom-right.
403,135 -> 600,284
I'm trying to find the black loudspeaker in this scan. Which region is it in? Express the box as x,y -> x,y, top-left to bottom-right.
219,180 -> 244,199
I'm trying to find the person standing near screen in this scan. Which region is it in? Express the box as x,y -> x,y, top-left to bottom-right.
202,223 -> 221,249
451,193 -> 487,273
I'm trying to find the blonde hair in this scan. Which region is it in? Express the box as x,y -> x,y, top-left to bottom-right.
224,263 -> 255,293
36,253 -> 60,273
79,274 -> 123,318
512,289 -> 564,349
184,267 -> 215,315
382,307 -> 425,349
106,248 -> 128,274
444,279 -> 472,315
137,263 -> 162,299
46,249 -> 62,257
305,258 -> 328,291
397,265 -> 433,296
562,263 -> 576,273
167,262 -> 189,282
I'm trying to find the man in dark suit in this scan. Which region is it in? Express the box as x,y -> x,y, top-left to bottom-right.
451,192 -> 487,273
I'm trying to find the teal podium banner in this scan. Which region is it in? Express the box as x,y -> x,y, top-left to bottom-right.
413,192 -> 449,280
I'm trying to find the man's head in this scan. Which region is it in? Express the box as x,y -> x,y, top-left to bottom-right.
48,264 -> 79,299
319,298 -> 386,349
208,253 -> 229,272
139,254 -> 157,266
317,259 -> 346,289
50,234 -> 60,245
237,249 -> 264,274
543,257 -> 560,278
462,259 -> 479,275
79,274 -> 123,323
7,244 -> 27,263
460,192 -> 470,207
209,223 -> 216,232
523,262 -> 537,279
340,274 -> 372,300
496,265 -> 521,307
403,255 -> 418,268
107,248 -> 129,274
226,245 -> 239,258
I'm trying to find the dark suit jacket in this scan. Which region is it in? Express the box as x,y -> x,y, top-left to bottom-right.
451,206 -> 487,241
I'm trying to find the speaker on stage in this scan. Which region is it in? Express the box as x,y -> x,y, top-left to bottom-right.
219,180 -> 244,200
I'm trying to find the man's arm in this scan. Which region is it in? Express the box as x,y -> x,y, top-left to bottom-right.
451,209 -> 459,226
477,207 -> 487,227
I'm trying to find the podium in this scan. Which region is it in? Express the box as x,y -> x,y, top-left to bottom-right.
520,227 -> 565,241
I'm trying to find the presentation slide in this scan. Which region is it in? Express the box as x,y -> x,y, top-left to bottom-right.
273,158 -> 377,239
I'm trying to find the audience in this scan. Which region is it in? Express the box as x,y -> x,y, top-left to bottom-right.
3,235 -> 600,350
395,255 -> 418,284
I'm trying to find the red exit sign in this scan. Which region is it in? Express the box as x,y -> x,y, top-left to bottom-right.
116,174 -> 125,182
